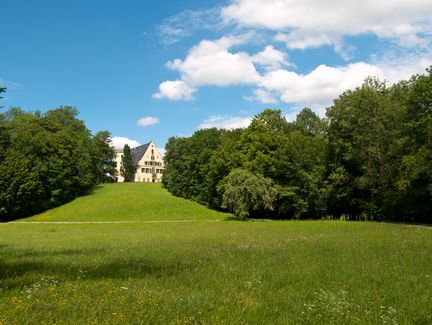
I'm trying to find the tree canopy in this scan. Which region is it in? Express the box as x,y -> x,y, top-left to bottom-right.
0,106 -> 115,221
163,67 -> 432,222
0,87 -> 6,109
120,144 -> 135,182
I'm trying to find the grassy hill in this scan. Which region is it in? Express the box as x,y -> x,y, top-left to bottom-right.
21,183 -> 230,222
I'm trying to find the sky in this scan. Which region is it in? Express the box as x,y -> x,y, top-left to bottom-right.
1,0 -> 432,153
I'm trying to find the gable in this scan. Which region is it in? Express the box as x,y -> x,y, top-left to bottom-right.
130,143 -> 150,166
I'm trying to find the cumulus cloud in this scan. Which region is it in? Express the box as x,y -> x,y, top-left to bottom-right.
166,36 -> 261,87
222,0 -> 432,50
153,5 -> 432,107
153,36 -> 265,101
199,114 -> 252,129
251,45 -> 291,70
137,116 -> 160,127
153,80 -> 196,100
111,137 -> 141,149
154,33 -> 431,108
261,62 -> 385,106
248,88 -> 278,104
154,36 -> 297,102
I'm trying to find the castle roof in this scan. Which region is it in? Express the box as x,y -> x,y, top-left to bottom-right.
130,142 -> 150,165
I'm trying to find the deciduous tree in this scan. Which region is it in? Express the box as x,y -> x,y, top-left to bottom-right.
218,169 -> 276,219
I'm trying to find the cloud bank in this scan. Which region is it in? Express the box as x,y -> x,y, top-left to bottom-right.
154,0 -> 432,114
222,0 -> 432,50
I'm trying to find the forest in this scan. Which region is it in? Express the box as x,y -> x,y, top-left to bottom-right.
162,68 -> 432,222
0,96 -> 115,221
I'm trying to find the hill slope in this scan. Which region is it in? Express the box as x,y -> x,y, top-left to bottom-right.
21,183 -> 230,222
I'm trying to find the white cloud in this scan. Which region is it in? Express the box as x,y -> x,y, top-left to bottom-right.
222,0 -> 432,50
251,45 -> 291,70
153,16 -> 431,106
154,34 -> 431,107
284,110 -> 301,122
249,88 -> 278,104
199,114 -> 252,129
166,36 -> 261,87
111,137 -> 141,149
153,80 -> 196,100
262,56 -> 432,119
154,36 -> 295,102
275,31 -> 336,50
157,147 -> 166,157
260,62 -> 385,106
371,50 -> 432,83
137,116 -> 160,127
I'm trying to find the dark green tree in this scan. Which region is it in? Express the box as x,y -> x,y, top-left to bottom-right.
235,109 -> 328,219
162,128 -> 225,203
0,88 -> 6,162
121,144 -> 135,182
162,137 -> 190,196
274,130 -> 328,218
0,106 -> 115,221
326,78 -> 405,220
397,67 -> 432,221
92,131 -> 116,183
0,150 -> 45,217
294,107 -> 327,136
205,128 -> 245,208
160,69 -> 432,222
0,87 -> 5,99
0,87 -> 6,110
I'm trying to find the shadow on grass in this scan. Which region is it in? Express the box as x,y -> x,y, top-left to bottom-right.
224,216 -> 243,222
0,247 -> 195,290
1,185 -> 105,223
380,220 -> 432,228
0,248 -> 106,259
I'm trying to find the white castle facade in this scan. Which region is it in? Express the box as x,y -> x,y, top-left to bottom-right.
115,141 -> 164,183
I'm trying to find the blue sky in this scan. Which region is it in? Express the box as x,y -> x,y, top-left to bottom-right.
1,0 -> 431,152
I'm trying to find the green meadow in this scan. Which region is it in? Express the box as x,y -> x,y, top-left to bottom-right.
23,183 -> 228,222
1,184 -> 431,324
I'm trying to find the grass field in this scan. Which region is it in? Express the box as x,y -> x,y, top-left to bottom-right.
1,184 -> 431,324
23,183 -> 229,222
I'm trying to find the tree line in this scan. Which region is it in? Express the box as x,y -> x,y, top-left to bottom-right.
162,68 -> 432,222
0,101 -> 116,221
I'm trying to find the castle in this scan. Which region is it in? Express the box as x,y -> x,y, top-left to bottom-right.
115,141 -> 164,182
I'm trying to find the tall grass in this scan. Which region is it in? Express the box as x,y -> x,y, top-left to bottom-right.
1,221 -> 431,324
